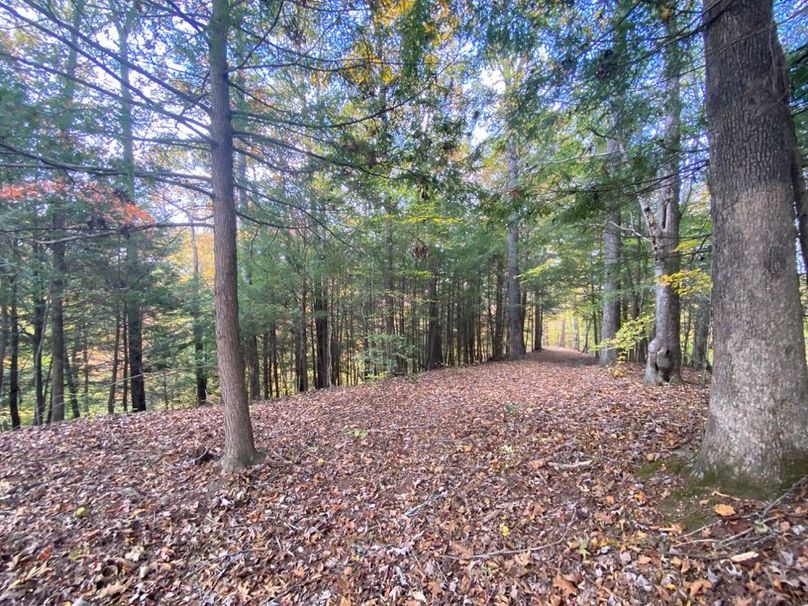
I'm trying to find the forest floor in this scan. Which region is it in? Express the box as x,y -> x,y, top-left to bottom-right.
1,348 -> 806,606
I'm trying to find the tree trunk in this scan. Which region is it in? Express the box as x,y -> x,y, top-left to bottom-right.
695,0 -> 808,495
208,0 -> 262,472
64,344 -> 81,419
117,13 -> 146,413
533,291 -> 543,351
314,282 -> 331,389
50,213 -> 67,423
691,295 -> 711,370
108,308 -> 121,414
189,223 -> 208,405
506,137 -> 526,360
425,263 -> 443,370
492,258 -> 504,360
8,273 -> 20,429
122,310 -> 129,412
0,306 -> 6,411
599,205 -> 621,364
262,332 -> 270,399
31,250 -> 47,425
644,13 -> 682,384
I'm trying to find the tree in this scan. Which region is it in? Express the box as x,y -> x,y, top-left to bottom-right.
694,0 -> 808,494
643,10 -> 682,384
208,0 -> 263,472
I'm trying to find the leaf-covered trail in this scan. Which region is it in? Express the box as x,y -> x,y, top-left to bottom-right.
1,349 -> 806,605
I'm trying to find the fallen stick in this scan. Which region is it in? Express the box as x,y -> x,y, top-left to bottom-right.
548,460 -> 593,470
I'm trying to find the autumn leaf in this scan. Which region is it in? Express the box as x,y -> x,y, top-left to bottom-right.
729,551 -> 759,563
553,573 -> 578,597
714,503 -> 736,517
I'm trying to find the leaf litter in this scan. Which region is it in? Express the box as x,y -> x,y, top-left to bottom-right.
0,348 -> 806,605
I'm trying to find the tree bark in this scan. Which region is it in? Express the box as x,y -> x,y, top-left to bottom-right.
695,0 -> 808,495
31,247 -> 47,425
598,203 -> 621,364
208,0 -> 262,473
425,261 -> 443,370
314,281 -> 331,389
117,11 -> 146,413
533,289 -> 543,351
492,257 -> 505,360
506,136 -> 526,360
189,222 -> 208,405
691,294 -> 711,370
8,270 -> 20,429
0,306 -> 6,411
50,211 -> 67,423
644,13 -> 682,384
108,308 -> 120,414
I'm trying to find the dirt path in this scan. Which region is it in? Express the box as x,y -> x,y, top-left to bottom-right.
0,354 -> 805,604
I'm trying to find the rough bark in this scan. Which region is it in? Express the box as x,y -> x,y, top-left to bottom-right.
695,0 -> 808,495
506,136 -> 526,360
208,0 -> 262,473
644,13 -> 682,384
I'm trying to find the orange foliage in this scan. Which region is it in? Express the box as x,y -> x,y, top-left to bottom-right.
0,178 -> 154,227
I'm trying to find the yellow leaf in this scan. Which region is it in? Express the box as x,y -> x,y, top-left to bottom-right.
500,524 -> 510,537
714,503 -> 736,517
74,507 -> 87,518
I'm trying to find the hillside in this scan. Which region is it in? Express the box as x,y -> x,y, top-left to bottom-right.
0,350 -> 805,605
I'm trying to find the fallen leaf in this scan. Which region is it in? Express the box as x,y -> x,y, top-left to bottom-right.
714,503 -> 736,517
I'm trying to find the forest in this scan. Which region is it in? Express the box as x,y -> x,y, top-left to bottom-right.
0,0 -> 807,603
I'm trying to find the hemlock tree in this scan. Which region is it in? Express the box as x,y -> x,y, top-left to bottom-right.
695,0 -> 808,494
208,0 -> 263,473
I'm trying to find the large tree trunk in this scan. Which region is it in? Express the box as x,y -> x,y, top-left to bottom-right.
49,0 -> 84,424
506,136 -> 526,360
208,0 -> 262,473
695,0 -> 808,495
117,12 -> 146,413
644,13 -> 682,384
